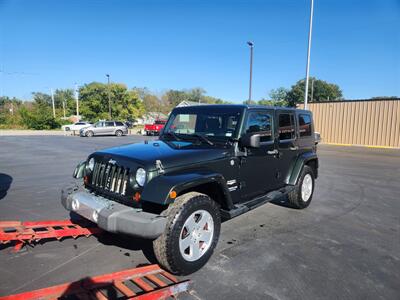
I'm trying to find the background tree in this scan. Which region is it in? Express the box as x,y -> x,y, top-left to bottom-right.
32,92 -> 52,106
54,89 -> 75,116
79,82 -> 145,122
258,87 -> 290,107
286,77 -> 343,106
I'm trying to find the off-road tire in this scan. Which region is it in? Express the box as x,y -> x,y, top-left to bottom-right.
86,131 -> 94,137
153,192 -> 221,275
288,165 -> 315,209
115,130 -> 123,137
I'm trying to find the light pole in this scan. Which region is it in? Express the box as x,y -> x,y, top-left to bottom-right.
106,74 -> 111,119
75,83 -> 79,118
247,41 -> 254,104
50,88 -> 56,118
304,0 -> 314,109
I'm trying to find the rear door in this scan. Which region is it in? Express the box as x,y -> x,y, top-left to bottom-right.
239,109 -> 279,201
276,111 -> 299,187
105,121 -> 116,134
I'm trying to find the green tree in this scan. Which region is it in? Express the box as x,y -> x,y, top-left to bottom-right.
286,77 -> 343,106
79,82 -> 144,122
32,92 -> 52,106
54,89 -> 75,116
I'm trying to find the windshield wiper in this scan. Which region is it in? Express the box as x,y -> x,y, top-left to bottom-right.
191,133 -> 214,146
162,131 -> 181,141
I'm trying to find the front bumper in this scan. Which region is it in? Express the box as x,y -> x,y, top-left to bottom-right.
61,184 -> 167,239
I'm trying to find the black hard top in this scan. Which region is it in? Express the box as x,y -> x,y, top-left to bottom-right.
172,104 -> 311,113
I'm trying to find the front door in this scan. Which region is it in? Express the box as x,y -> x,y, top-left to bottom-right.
239,110 -> 278,201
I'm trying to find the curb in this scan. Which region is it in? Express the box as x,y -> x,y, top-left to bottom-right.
322,143 -> 400,150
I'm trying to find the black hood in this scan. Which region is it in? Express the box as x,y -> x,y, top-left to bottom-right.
93,140 -> 230,171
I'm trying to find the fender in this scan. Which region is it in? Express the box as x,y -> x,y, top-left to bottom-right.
286,152 -> 319,185
141,170 -> 234,209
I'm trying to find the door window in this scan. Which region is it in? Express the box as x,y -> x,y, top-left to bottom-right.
278,113 -> 295,140
105,121 -> 115,127
298,114 -> 312,137
243,111 -> 273,142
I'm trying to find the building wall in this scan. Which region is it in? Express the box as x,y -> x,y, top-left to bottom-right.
302,99 -> 400,148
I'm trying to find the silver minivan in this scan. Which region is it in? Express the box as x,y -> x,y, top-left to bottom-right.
80,121 -> 128,137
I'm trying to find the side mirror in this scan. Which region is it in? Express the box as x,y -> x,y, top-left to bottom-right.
240,133 -> 261,148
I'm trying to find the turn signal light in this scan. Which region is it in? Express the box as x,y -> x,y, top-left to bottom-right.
133,192 -> 141,202
169,190 -> 177,199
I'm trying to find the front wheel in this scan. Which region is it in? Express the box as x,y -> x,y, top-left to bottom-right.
288,165 -> 315,209
86,131 -> 94,137
115,130 -> 123,137
153,192 -> 221,275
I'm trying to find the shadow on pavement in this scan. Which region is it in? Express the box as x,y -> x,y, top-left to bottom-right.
0,173 -> 12,200
69,211 -> 158,265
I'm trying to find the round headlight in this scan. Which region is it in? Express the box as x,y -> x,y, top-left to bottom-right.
135,168 -> 146,186
88,158 -> 95,171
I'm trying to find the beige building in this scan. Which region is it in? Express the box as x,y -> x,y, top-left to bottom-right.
301,98 -> 400,148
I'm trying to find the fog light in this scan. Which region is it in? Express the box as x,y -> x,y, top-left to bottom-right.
71,199 -> 80,211
92,210 -> 99,222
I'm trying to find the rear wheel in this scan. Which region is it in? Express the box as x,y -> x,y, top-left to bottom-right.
115,130 -> 123,137
288,165 -> 315,209
86,131 -> 94,137
153,192 -> 220,275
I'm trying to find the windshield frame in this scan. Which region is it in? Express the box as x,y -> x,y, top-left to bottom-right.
161,105 -> 245,143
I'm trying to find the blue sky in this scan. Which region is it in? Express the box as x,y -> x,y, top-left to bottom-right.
0,0 -> 399,102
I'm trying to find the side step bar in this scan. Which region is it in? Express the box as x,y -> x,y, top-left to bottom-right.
220,185 -> 295,219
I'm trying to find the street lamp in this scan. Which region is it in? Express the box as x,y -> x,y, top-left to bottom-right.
304,0 -> 314,109
106,74 -> 111,119
247,41 -> 254,104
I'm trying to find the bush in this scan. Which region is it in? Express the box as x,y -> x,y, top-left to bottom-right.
19,106 -> 61,130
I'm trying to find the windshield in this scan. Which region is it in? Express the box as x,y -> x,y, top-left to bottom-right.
163,109 -> 242,141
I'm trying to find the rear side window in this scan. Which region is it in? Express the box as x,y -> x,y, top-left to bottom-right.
298,114 -> 312,137
243,111 -> 273,142
115,122 -> 124,126
278,113 -> 295,140
105,121 -> 115,126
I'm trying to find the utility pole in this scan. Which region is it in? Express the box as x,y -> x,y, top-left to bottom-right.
106,74 -> 111,119
247,41 -> 254,104
51,88 -> 56,118
75,83 -> 79,118
304,0 -> 314,109
62,100 -> 66,118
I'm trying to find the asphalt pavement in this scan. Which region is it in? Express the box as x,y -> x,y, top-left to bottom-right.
0,135 -> 399,299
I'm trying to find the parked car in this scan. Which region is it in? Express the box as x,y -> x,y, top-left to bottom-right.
62,105 -> 318,275
61,122 -> 92,132
79,121 -> 128,137
144,119 -> 166,136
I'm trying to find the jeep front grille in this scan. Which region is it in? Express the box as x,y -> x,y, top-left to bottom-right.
91,161 -> 129,196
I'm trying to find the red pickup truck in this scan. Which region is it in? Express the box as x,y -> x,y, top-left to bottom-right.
144,119 -> 167,136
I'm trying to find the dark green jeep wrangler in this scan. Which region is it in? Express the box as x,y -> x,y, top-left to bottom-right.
62,104 -> 318,275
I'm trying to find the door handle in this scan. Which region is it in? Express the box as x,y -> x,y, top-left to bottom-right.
290,146 -> 299,151
267,149 -> 279,155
